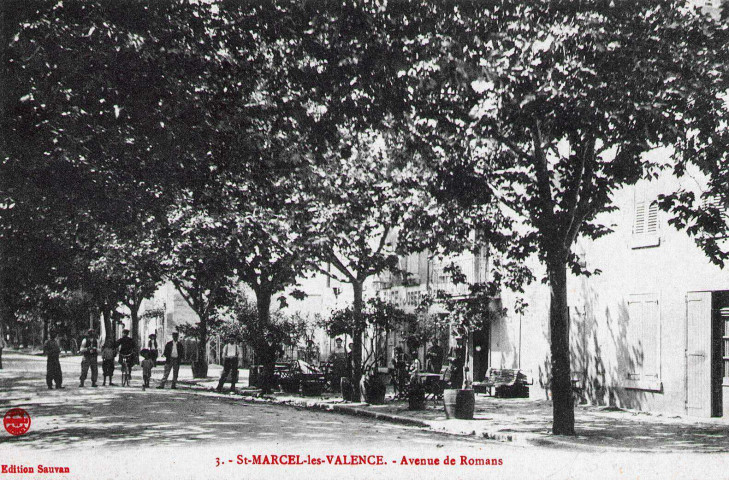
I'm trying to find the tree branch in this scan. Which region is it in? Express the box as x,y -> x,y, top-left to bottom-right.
529,120 -> 556,232
310,262 -> 349,284
172,279 -> 203,318
492,132 -> 534,164
374,226 -> 391,257
327,247 -> 356,283
562,136 -> 595,244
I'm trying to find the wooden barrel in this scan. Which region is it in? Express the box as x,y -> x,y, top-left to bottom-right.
248,365 -> 260,387
363,373 -> 387,404
443,389 -> 475,419
341,377 -> 353,401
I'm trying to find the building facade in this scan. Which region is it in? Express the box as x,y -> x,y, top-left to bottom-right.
375,166 -> 728,418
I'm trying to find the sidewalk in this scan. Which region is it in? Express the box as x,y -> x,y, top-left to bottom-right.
184,370 -> 729,453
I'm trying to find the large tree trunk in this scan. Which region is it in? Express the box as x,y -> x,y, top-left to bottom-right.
547,253 -> 575,435
127,303 -> 139,350
130,303 -> 140,363
255,291 -> 277,394
101,305 -> 113,343
351,280 -> 364,402
196,314 -> 208,371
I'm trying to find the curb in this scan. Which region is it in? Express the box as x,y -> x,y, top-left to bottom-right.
176,381 -> 729,453
178,380 -> 431,428
180,382 -> 527,441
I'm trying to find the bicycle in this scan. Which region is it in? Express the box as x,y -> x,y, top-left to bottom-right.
120,354 -> 134,387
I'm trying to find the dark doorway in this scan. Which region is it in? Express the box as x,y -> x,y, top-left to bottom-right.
472,325 -> 490,382
712,291 -> 729,417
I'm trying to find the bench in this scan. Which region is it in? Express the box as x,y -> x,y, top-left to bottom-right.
478,369 -> 530,398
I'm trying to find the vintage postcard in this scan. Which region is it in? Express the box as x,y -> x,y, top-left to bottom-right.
2,1 -> 728,478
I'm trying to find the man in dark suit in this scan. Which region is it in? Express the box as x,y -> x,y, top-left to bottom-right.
157,332 -> 183,389
43,331 -> 63,389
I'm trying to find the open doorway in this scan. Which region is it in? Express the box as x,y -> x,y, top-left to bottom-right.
712,291 -> 729,417
472,326 -> 490,382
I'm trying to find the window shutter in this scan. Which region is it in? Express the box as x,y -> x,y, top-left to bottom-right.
626,296 -> 660,382
642,299 -> 659,380
633,201 -> 647,235
631,196 -> 660,248
627,300 -> 642,380
645,202 -> 659,234
701,194 -> 729,221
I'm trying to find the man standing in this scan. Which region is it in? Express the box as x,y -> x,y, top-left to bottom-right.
216,336 -> 239,393
328,338 -> 347,394
116,329 -> 136,363
426,340 -> 444,374
43,331 -> 63,389
157,332 -> 183,389
79,329 -> 99,387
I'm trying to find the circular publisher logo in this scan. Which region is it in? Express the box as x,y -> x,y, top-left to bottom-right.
4,408 -> 31,436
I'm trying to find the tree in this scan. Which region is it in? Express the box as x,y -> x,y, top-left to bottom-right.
2,1 -> 217,346
162,201 -> 238,377
86,226 -> 163,349
307,129 -> 435,400
407,0 -> 726,434
4,1 -> 268,367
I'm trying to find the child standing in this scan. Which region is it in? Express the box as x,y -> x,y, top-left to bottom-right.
141,349 -> 154,390
101,340 -> 117,386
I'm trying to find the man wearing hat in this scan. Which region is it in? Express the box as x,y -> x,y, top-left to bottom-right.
328,338 -> 347,393
79,329 -> 99,387
43,331 -> 63,389
158,331 -> 183,389
216,335 -> 240,393
117,329 -> 136,360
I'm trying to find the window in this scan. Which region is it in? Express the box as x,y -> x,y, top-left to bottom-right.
625,294 -> 661,390
700,194 -> 729,239
405,290 -> 422,307
631,196 -> 660,249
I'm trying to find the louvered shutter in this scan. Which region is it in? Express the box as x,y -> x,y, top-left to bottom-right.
633,201 -> 647,235
645,202 -> 659,234
632,196 -> 660,248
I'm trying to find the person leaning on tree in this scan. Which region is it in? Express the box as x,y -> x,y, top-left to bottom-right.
43,331 -> 63,389
79,329 -> 99,387
157,332 -> 183,389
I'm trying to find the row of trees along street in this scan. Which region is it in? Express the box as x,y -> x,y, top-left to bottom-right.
1,1 -> 728,435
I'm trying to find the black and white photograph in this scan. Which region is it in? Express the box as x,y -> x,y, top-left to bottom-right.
1,1 -> 728,478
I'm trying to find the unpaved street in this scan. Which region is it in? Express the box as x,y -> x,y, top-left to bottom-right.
0,353 -> 725,480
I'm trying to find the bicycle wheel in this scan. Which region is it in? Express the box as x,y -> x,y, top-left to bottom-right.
122,362 -> 130,386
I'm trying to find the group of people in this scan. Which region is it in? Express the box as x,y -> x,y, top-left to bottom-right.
392,341 -> 444,398
42,328 -> 185,390
325,337 -> 446,399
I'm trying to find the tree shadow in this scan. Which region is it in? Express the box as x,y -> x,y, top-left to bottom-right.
0,375 -> 469,451
537,277 -> 648,411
